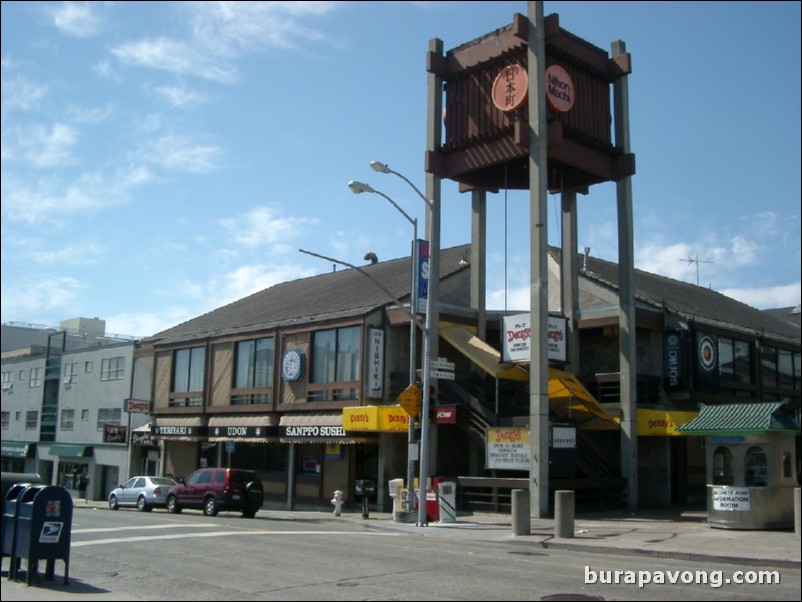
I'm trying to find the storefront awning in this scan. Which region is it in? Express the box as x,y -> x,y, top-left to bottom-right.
440,325 -> 529,381
208,415 -> 279,442
441,325 -> 617,428
676,401 -> 800,436
152,416 -> 208,441
49,444 -> 93,457
343,406 -> 410,432
547,367 -> 618,427
1,441 -> 37,459
280,413 -> 373,443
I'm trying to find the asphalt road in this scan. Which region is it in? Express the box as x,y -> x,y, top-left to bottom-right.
2,507 -> 800,601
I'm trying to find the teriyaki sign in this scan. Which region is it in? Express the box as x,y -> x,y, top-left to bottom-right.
502,313 -> 567,363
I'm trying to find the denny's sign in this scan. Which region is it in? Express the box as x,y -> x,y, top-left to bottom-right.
343,406 -> 410,433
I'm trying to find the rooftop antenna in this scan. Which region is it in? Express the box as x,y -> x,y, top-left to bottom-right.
681,254 -> 713,286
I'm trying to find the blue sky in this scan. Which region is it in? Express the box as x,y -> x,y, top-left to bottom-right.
2,1 -> 800,338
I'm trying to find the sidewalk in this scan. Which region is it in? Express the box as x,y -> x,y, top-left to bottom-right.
255,504 -> 801,569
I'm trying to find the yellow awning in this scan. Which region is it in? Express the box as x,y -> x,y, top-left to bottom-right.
440,325 -> 529,382
547,367 -> 617,426
440,325 -> 617,428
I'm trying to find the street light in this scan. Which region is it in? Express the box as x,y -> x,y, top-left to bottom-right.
349,179 -> 421,516
369,161 -> 435,527
370,162 -> 431,209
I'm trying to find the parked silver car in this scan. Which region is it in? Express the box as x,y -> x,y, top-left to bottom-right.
108,476 -> 178,512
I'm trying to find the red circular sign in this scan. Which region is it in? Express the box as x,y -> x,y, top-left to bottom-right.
545,64 -> 575,112
492,64 -> 528,112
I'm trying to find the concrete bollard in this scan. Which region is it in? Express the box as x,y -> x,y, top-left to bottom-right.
555,490 -> 575,538
511,489 -> 530,536
795,488 -> 800,539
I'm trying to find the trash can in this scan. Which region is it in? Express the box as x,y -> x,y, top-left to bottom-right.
12,485 -> 73,585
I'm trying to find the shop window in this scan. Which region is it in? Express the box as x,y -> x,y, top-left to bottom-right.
712,446 -> 733,486
233,337 -> 274,405
310,326 -> 360,401
744,446 -> 767,487
719,338 -> 752,384
761,347 -> 778,388
777,349 -> 793,389
171,346 -> 205,407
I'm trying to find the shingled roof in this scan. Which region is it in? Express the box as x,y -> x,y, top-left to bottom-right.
146,244 -> 470,346
549,248 -> 800,344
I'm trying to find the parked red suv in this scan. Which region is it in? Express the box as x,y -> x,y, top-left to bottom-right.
166,468 -> 264,518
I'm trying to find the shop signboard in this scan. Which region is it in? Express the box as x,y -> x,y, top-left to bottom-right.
502,313 -> 567,363
486,427 -> 529,471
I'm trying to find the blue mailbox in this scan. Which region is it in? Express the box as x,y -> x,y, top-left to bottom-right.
2,483 -> 33,566
12,484 -> 73,586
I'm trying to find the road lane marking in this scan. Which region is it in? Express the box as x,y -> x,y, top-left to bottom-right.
73,523 -> 221,534
72,530 -> 400,547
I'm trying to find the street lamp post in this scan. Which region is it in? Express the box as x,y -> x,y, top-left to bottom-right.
369,162 -> 435,527
348,179 -> 421,515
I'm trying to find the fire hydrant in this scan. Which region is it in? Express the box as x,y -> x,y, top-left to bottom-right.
331,490 -> 343,517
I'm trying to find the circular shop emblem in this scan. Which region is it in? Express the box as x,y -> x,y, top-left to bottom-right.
492,64 -> 529,112
282,349 -> 303,381
545,64 -> 575,113
698,336 -> 717,371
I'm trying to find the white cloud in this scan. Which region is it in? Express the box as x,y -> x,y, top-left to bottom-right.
0,276 -> 86,323
145,133 -> 221,173
1,76 -> 49,112
50,1 -> 103,38
110,2 -> 340,83
207,262 -> 317,309
719,282 -> 802,310
111,38 -> 237,83
8,237 -> 106,265
20,123 -> 79,168
66,103 -> 114,124
93,60 -> 121,82
1,167 -> 147,224
153,84 -> 208,109
106,308 -> 194,339
219,206 -> 317,249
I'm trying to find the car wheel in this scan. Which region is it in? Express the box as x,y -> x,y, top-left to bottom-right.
108,495 -> 119,511
203,497 -> 218,517
246,481 -> 264,504
137,496 -> 151,512
166,495 -> 181,514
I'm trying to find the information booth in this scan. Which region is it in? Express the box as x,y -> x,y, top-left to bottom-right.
677,401 -> 799,530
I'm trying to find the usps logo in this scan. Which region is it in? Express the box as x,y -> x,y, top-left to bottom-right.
39,522 -> 63,543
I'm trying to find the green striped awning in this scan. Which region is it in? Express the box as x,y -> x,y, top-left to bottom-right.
48,444 -> 94,457
675,401 -> 800,435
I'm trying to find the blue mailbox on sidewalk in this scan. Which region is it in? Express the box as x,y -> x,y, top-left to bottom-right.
11,484 -> 73,586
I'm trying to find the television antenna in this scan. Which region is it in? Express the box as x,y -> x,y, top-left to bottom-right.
681,255 -> 714,286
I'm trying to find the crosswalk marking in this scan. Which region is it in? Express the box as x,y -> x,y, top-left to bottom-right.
72,528 -> 399,547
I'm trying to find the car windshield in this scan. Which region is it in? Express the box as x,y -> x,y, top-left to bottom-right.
151,477 -> 177,486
